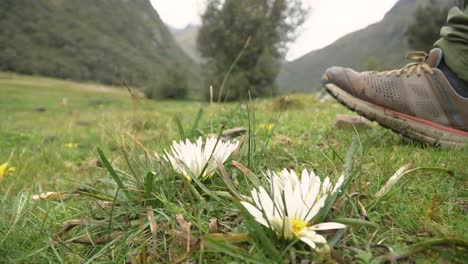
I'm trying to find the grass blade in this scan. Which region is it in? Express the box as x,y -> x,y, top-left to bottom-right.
174,116 -> 186,140
375,165 -> 453,198
216,159 -> 242,200
188,171 -> 222,203
204,236 -> 265,264
231,160 -> 260,186
237,204 -> 281,260
334,217 -> 378,228
144,171 -> 154,200
218,37 -> 251,102
97,147 -> 131,200
190,108 -> 203,136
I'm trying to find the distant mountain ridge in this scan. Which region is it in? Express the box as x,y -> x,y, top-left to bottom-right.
277,0 -> 456,93
0,0 -> 193,88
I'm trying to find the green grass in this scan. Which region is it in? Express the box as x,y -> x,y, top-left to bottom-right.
0,72 -> 467,263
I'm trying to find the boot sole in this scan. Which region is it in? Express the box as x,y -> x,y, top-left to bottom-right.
324,83 -> 468,148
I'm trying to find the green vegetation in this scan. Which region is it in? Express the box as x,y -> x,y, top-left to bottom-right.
197,0 -> 307,101
278,0 -> 456,93
1,73 -> 467,262
145,63 -> 189,100
0,0 -> 194,96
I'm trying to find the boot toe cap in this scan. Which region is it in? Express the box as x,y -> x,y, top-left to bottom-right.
323,66 -> 356,95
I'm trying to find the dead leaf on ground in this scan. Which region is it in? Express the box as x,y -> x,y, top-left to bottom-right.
334,114 -> 372,130
174,214 -> 198,251
32,192 -> 67,201
208,218 -> 218,233
274,134 -> 293,146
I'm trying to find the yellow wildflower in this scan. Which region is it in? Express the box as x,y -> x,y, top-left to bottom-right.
64,143 -> 78,149
259,123 -> 274,132
0,162 -> 15,178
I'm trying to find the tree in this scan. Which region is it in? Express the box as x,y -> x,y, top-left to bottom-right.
144,63 -> 189,99
406,1 -> 450,51
197,0 -> 307,101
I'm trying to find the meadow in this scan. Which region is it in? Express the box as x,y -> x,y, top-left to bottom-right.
0,72 -> 466,263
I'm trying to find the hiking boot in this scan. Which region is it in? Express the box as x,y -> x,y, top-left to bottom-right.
322,48 -> 468,148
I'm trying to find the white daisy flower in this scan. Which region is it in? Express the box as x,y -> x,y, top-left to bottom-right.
164,137 -> 239,180
241,169 -> 346,249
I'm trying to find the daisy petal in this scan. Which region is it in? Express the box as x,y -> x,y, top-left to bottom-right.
298,229 -> 327,248
163,137 -> 238,180
332,175 -> 346,194
309,222 -> 346,231
299,236 -> 317,249
299,229 -> 327,244
241,201 -> 269,227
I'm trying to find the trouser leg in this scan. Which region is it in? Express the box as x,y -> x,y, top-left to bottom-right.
434,4 -> 468,82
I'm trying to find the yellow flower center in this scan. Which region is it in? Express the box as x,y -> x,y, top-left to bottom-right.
291,218 -> 307,237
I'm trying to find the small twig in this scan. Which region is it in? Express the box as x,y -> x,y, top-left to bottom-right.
170,239 -> 202,264
357,200 -> 369,221
65,236 -> 113,245
370,244 -> 396,264
206,233 -> 250,242
59,219 -> 105,237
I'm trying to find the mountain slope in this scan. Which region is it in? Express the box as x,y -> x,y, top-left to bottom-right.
277,0 -> 455,93
0,0 -> 193,88
170,25 -> 203,63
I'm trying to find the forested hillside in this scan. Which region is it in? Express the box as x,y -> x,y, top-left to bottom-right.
0,0 -> 193,88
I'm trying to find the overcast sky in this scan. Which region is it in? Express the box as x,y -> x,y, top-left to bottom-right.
150,0 -> 398,61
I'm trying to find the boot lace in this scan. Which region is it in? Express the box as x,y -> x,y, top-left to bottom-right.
377,51 -> 434,77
